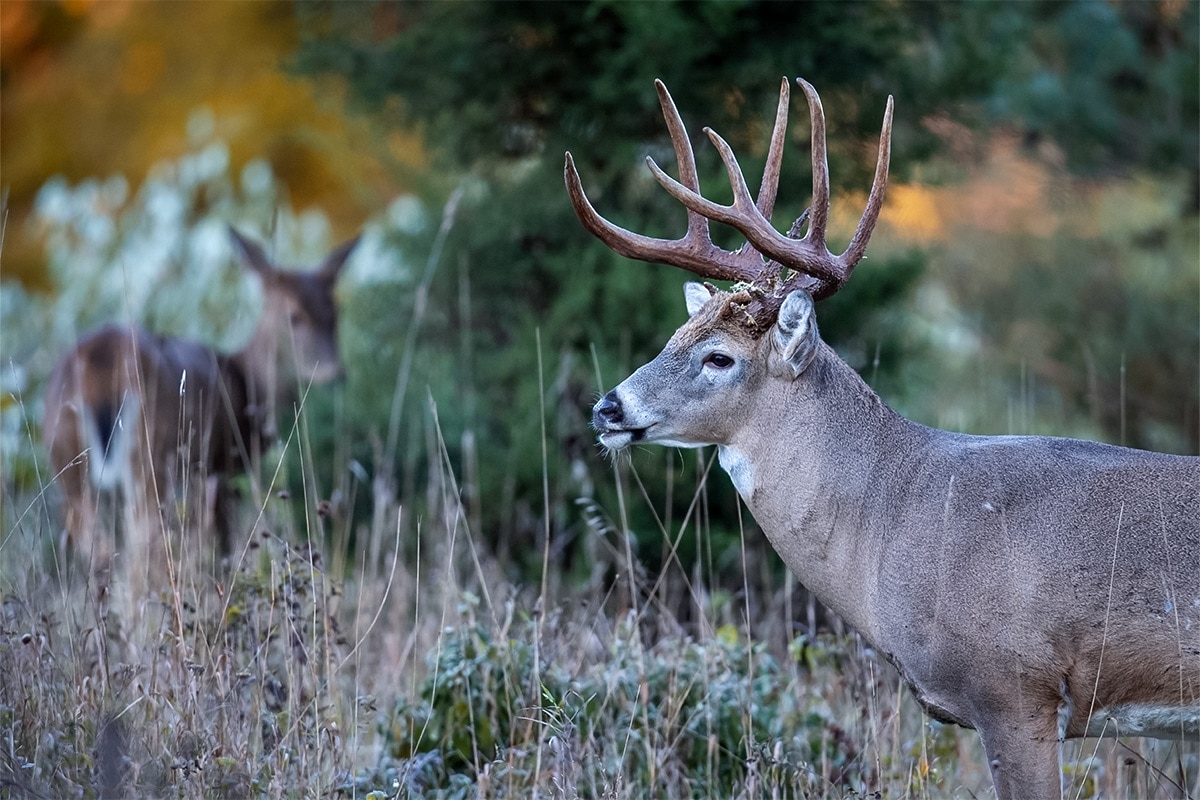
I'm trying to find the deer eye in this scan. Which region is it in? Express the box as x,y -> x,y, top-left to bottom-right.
703,352 -> 734,369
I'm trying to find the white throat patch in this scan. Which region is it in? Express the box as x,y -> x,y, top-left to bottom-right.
718,445 -> 754,500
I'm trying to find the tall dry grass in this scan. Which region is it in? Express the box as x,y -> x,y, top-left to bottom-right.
3,390 -> 1197,799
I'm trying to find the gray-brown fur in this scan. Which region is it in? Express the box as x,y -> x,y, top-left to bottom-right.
593,284 -> 1199,799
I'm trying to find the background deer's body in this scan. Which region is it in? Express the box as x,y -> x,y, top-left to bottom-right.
43,229 -> 356,571
570,78 -> 1200,798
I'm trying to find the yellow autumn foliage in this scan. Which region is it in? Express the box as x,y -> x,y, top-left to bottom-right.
2,0 -> 422,289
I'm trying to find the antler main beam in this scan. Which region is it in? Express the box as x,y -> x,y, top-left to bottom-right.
564,77 -> 894,315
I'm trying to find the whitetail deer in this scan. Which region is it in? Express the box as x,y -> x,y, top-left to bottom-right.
42,227 -> 357,572
567,78 -> 1199,799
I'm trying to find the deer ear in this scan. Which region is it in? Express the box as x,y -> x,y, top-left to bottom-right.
319,235 -> 360,281
228,227 -> 278,280
683,282 -> 713,316
773,290 -> 820,378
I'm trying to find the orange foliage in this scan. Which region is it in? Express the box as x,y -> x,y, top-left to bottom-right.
1,0 -> 423,290
872,129 -> 1084,248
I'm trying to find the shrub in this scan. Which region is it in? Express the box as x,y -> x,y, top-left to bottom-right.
369,610 -> 860,799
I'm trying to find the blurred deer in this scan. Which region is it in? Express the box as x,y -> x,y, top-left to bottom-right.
43,227 -> 357,573
568,78 -> 1199,799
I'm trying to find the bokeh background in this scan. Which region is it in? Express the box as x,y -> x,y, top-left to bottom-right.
1,1 -> 1198,796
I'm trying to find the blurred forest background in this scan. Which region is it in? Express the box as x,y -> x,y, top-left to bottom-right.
3,0 -> 1198,579
1,2 -> 1198,796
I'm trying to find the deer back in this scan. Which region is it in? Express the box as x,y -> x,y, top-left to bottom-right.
43,325 -> 258,482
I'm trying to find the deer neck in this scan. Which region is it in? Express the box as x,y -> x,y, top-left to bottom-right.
721,342 -> 921,638
233,307 -> 290,441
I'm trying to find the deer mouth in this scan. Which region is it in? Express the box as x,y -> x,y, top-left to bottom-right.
597,426 -> 649,451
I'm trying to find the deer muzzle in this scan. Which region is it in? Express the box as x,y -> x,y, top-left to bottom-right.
592,390 -> 647,451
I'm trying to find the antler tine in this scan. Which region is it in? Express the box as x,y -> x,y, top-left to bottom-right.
653,80 -> 708,244
563,84 -> 765,283
645,130 -> 765,250
840,92 -> 894,269
776,80 -> 894,300
564,153 -> 680,262
756,77 -> 791,224
652,78 -> 789,229
649,119 -> 848,287
649,80 -> 764,278
795,78 -> 830,252
745,79 -> 894,308
786,87 -> 893,301
563,153 -> 762,282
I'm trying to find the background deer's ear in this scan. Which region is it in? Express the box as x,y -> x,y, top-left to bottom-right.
773,290 -> 820,378
319,235 -> 360,282
683,282 -> 713,316
228,227 -> 278,281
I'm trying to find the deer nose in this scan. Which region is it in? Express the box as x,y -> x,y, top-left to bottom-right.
593,392 -> 623,428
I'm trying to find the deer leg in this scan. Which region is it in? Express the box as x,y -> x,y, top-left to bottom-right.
49,433 -> 111,577
976,716 -> 1063,800
202,474 -> 239,563
64,464 -> 104,571
121,437 -> 174,587
211,476 -> 240,560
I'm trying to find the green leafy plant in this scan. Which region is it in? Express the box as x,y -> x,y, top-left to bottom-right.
371,610 -> 862,799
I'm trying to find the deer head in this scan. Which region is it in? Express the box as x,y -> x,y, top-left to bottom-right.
566,77 -> 893,454
228,227 -> 356,389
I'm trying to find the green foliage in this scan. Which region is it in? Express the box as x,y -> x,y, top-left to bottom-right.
295,1 -> 923,170
370,612 -> 858,798
937,176 -> 1200,452
992,1 -> 1200,173
295,1 -> 1199,186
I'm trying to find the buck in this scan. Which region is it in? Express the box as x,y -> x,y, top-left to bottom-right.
43,227 -> 357,572
566,78 -> 1199,799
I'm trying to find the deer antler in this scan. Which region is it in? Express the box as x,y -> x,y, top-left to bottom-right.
565,77 -> 894,325
563,79 -> 776,283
